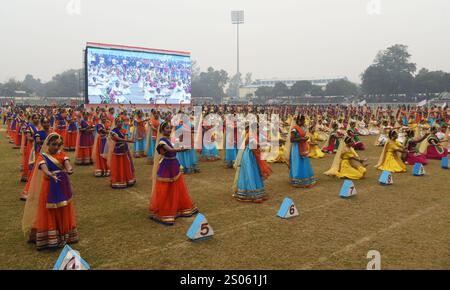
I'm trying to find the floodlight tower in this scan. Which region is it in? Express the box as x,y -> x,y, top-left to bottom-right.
231,10 -> 244,98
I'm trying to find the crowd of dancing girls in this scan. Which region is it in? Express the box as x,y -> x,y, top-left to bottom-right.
1,103 -> 448,250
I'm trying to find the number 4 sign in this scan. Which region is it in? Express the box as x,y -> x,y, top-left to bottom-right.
339,180 -> 357,198
187,213 -> 214,241
277,197 -> 299,219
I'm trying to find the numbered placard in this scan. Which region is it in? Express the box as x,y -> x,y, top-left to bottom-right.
277,197 -> 299,219
378,170 -> 393,185
186,213 -> 214,241
441,157 -> 449,169
53,245 -> 90,270
413,163 -> 425,176
339,180 -> 357,198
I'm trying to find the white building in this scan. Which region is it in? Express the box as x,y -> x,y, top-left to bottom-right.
239,76 -> 348,98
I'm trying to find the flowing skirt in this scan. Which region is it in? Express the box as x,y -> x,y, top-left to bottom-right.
110,153 -> 136,188
336,160 -> 366,180
224,148 -> 238,167
133,138 -> 146,157
426,146 -> 448,160
64,131 -> 77,151
28,178 -> 78,250
377,152 -> 407,172
309,145 -> 325,159
149,174 -> 198,225
177,149 -> 199,173
290,143 -> 317,187
200,145 -> 220,161
233,148 -> 267,202
406,152 -> 428,165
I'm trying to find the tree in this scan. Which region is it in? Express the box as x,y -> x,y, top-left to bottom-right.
244,72 -> 253,86
192,67 -> 229,98
273,82 -> 289,97
310,85 -> 325,97
325,79 -> 358,96
226,73 -> 242,97
255,86 -> 273,97
0,78 -> 27,96
414,69 -> 447,94
191,60 -> 200,82
290,81 -> 313,96
362,44 -> 416,95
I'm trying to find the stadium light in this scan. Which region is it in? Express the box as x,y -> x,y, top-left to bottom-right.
231,10 -> 244,99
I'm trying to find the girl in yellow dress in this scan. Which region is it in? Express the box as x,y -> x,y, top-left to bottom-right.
324,136 -> 368,179
375,130 -> 407,173
308,125 -> 325,159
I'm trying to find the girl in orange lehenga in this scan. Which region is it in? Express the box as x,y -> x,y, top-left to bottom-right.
108,118 -> 136,189
74,112 -> 95,165
149,121 -> 198,225
92,114 -> 110,177
22,133 -> 78,250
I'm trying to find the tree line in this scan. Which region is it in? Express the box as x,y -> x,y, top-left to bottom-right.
1,44 -> 449,99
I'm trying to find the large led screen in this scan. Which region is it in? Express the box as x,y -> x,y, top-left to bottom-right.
86,44 -> 191,104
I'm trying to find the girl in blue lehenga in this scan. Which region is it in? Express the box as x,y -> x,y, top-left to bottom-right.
232,127 -> 272,203
200,124 -> 220,161
175,120 -> 199,173
145,110 -> 160,165
224,118 -> 238,168
286,115 -> 317,188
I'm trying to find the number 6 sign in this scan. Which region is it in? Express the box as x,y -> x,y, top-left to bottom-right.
277,197 -> 299,219
187,213 -> 214,241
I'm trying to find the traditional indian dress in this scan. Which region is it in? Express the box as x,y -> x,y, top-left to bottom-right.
224,123 -> 238,168
92,123 -> 110,177
74,119 -> 94,165
145,116 -> 160,164
422,133 -> 448,160
22,144 -> 78,250
21,129 -> 50,199
322,129 -> 340,153
375,139 -> 407,172
288,125 -> 317,187
175,123 -> 199,173
308,132 -> 325,159
149,137 -> 198,225
109,127 -> 136,188
404,137 -> 428,165
64,114 -> 78,151
347,127 -> 365,150
232,134 -> 272,202
324,143 -> 366,179
200,128 -> 220,161
133,117 -> 147,158
13,115 -> 25,149
54,113 -> 67,139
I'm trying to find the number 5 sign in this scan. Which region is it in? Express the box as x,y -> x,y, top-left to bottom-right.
187,213 -> 214,241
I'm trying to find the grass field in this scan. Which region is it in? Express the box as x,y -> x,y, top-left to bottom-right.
0,125 -> 449,270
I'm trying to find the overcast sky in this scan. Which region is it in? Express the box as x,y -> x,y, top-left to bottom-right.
1,0 -> 449,83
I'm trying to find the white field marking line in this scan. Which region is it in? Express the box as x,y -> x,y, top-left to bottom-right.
300,204 -> 440,269
97,198 -> 344,268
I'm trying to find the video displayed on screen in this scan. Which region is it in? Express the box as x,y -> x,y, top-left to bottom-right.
86,46 -> 191,104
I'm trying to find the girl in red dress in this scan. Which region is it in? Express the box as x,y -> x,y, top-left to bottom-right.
22,133 -> 78,250
108,118 -> 136,188
149,121 -> 198,225
74,112 -> 95,165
